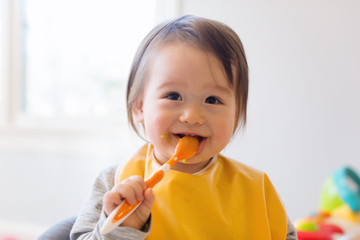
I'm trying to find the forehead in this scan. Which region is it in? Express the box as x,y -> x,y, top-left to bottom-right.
146,42 -> 232,90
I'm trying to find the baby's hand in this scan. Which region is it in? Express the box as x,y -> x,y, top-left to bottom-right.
103,175 -> 155,230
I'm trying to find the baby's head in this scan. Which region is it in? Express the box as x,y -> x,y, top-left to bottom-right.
127,15 -> 248,140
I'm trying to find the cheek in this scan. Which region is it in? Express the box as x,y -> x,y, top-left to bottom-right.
219,121 -> 235,140
152,111 -> 171,129
215,112 -> 236,140
144,111 -> 170,137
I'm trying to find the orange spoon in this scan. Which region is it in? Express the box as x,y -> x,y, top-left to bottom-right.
101,136 -> 199,234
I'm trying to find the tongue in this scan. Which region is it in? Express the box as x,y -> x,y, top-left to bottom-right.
196,137 -> 206,153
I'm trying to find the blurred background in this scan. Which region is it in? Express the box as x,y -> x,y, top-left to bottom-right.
1,0 -> 359,238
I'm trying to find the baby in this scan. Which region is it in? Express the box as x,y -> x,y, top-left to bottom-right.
70,15 -> 297,239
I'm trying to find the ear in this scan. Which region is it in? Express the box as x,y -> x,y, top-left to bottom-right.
132,100 -> 144,123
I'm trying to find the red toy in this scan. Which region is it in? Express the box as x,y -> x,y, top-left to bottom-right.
297,222 -> 344,240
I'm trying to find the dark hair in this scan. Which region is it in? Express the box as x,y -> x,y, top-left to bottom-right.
127,15 -> 248,138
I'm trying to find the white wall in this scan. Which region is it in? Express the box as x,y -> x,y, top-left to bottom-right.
180,0 -> 360,220
1,0 -> 360,233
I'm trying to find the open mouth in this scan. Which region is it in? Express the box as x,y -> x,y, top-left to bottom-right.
172,133 -> 207,154
174,133 -> 207,145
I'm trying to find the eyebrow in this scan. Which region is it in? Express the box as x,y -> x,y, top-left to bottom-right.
156,81 -> 233,95
155,81 -> 185,91
212,85 -> 233,95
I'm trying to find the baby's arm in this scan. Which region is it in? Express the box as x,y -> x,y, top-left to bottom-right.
286,215 -> 298,240
70,165 -> 154,240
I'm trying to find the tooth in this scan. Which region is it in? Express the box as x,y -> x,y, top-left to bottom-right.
182,134 -> 198,137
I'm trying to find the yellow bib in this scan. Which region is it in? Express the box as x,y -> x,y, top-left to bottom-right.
115,144 -> 287,239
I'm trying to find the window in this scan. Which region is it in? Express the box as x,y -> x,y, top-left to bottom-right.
0,0 -> 181,152
22,0 -> 157,128
24,1 -> 158,124
1,0 -> 181,127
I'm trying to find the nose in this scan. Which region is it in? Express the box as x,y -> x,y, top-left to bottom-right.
179,103 -> 205,125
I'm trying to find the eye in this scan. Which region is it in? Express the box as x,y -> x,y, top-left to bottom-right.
205,96 -> 222,104
164,92 -> 182,101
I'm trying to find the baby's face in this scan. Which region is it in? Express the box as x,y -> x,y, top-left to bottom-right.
134,42 -> 237,172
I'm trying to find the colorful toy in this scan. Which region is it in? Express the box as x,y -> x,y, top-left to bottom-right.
320,167 -> 360,213
296,166 -> 360,240
297,220 -> 344,240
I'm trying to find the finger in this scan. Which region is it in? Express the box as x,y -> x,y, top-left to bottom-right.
112,176 -> 145,204
142,188 -> 155,210
127,176 -> 146,201
132,188 -> 155,224
104,191 -> 122,206
121,176 -> 146,202
113,182 -> 137,204
103,191 -> 122,216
